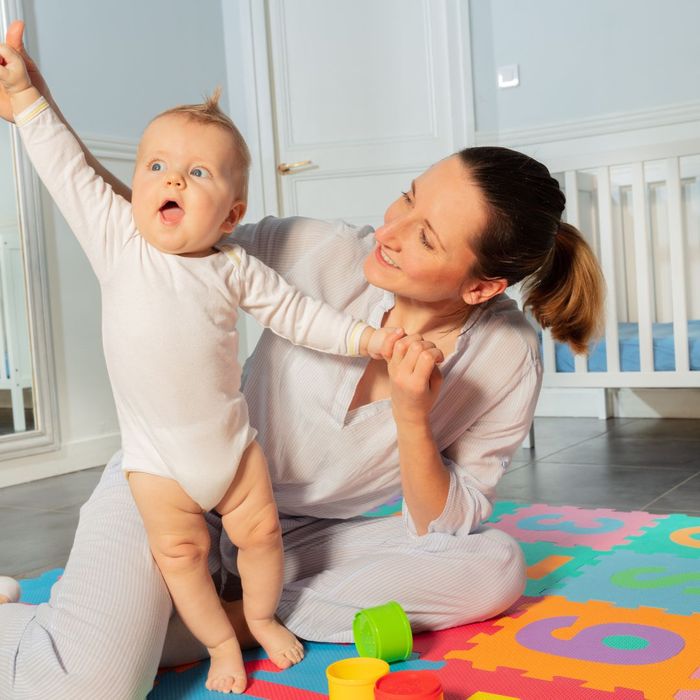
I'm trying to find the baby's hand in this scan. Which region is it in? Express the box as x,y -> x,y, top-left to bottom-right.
364,327 -> 406,360
0,43 -> 32,97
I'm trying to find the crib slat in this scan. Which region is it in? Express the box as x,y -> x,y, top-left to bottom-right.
665,157 -> 690,372
631,163 -> 655,373
565,171 -> 589,374
542,328 -> 557,373
596,167 -> 620,373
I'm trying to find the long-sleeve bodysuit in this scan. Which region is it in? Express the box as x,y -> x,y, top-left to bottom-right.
14,98 -> 368,510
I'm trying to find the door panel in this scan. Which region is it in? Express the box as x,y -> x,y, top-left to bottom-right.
267,0 -> 464,226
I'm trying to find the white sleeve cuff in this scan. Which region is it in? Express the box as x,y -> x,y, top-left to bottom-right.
402,460 -> 493,538
14,96 -> 50,127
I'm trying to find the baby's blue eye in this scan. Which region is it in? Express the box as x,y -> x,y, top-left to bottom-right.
150,161 -> 165,172
190,167 -> 211,178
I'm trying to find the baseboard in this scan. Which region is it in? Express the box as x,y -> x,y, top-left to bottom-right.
610,388 -> 700,419
535,387 -> 608,418
0,433 -> 121,488
536,387 -> 700,419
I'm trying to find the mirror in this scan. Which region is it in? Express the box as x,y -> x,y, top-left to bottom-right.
0,0 -> 58,457
0,122 -> 33,433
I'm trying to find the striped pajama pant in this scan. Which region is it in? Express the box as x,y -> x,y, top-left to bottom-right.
0,453 -> 525,699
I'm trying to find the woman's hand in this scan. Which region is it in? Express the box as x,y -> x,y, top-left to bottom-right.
0,21 -> 46,122
387,334 -> 444,425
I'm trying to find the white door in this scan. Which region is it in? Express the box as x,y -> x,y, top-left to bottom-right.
265,0 -> 473,227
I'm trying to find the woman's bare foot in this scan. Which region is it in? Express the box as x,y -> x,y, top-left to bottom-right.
247,618 -> 304,669
0,576 -> 19,604
206,637 -> 247,694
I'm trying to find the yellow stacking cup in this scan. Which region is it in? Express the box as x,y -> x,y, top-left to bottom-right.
326,657 -> 390,700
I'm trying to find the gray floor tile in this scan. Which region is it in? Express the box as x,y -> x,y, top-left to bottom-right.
495,461 -> 700,511
539,434 -> 700,468
518,417 -> 628,463
645,472 -> 700,512
645,508 -> 700,517
608,418 -> 700,441
0,507 -> 77,577
15,560 -> 68,580
0,468 -> 102,511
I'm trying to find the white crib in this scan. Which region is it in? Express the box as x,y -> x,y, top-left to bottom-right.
0,225 -> 33,432
536,139 -> 700,396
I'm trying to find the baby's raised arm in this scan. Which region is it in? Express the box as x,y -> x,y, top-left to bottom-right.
0,41 -> 133,281
0,21 -> 132,200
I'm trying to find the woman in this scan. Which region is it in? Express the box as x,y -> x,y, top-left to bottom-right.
0,21 -> 603,699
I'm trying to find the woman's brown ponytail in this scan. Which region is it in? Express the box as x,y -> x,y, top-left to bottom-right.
522,222 -> 605,354
457,147 -> 605,354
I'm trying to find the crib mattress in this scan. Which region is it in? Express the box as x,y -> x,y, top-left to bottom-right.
546,320 -> 700,372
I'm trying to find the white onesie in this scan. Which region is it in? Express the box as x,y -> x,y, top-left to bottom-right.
16,98 -> 369,510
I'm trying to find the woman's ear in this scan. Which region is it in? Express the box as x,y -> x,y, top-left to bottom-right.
221,200 -> 247,233
461,276 -> 508,305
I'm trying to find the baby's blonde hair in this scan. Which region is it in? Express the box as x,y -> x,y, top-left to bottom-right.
154,87 -> 251,200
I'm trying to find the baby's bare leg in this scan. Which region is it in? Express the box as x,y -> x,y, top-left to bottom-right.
216,441 -> 304,669
128,473 -> 246,694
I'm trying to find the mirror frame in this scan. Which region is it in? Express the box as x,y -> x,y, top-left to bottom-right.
0,0 -> 59,458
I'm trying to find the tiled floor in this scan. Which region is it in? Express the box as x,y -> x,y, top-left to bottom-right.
1,417 -> 699,579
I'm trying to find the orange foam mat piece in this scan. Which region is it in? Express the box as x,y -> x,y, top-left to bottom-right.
447,596 -> 700,699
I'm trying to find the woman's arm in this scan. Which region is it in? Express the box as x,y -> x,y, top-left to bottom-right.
387,332 -> 540,537
387,336 -> 450,535
1,21 -> 132,201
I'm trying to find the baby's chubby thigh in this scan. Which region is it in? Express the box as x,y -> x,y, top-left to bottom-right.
127,471 -> 212,572
215,440 -> 282,550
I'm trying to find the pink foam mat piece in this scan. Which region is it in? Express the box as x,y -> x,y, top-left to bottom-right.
436,658 -> 646,699
490,504 -> 662,550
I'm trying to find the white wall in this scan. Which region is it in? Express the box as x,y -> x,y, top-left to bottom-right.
26,0 -> 229,139
0,0 -> 230,485
470,0 -> 700,133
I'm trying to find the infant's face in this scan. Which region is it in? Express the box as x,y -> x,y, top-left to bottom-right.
132,114 -> 244,257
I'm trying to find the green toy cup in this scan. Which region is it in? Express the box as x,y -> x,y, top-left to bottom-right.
353,601 -> 413,663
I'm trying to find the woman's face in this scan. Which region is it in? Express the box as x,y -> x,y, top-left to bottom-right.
364,155 -> 490,307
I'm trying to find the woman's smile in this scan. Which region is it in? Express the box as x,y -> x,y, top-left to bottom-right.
375,244 -> 400,269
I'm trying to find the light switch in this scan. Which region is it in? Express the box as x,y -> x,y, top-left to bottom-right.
497,64 -> 520,89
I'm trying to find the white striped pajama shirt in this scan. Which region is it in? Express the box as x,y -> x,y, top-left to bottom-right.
0,217 -> 538,698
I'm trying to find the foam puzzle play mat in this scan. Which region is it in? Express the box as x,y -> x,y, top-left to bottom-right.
18,501 -> 700,699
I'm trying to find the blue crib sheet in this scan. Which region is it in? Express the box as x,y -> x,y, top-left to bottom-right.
545,320 -> 700,372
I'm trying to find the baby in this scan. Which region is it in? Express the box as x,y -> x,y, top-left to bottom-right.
0,45 -> 403,694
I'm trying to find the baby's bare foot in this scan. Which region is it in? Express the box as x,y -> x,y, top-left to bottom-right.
206,637 -> 247,694
247,618 -> 304,669
0,577 -> 19,605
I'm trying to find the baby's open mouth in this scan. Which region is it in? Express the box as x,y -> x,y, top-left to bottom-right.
159,200 -> 185,224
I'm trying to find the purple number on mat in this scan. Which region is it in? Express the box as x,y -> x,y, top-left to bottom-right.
515,616 -> 685,664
